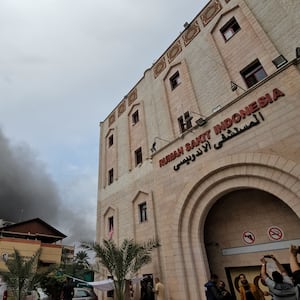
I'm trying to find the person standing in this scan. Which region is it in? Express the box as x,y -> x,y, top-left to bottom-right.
260,255 -> 296,300
61,278 -> 74,300
205,274 -> 226,300
140,280 -> 147,300
219,280 -> 233,300
289,245 -> 300,285
153,277 -> 165,300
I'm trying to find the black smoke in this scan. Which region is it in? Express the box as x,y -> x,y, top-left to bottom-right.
0,128 -> 95,244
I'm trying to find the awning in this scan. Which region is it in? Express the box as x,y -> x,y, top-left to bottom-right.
88,279 -> 114,291
88,277 -> 143,292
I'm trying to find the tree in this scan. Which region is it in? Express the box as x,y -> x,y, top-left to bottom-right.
74,250 -> 90,270
0,248 -> 41,300
81,238 -> 159,300
39,273 -> 65,300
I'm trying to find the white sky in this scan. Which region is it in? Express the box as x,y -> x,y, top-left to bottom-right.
0,0 -> 207,244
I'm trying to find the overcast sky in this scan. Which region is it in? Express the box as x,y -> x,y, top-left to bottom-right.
0,0 -> 207,244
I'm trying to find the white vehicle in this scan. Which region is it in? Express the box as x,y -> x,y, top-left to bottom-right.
26,288 -> 50,300
36,288 -> 50,300
73,287 -> 98,299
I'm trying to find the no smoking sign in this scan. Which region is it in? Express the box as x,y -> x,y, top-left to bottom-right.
268,226 -> 284,241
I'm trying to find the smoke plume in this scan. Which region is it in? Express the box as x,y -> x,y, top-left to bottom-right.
0,128 -> 95,244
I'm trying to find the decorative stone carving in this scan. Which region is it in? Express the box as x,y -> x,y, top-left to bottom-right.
153,56 -> 166,78
200,0 -> 222,26
182,21 -> 201,46
118,101 -> 126,116
167,40 -> 182,63
108,112 -> 115,126
128,88 -> 137,106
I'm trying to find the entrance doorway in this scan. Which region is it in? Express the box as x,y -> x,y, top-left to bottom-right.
204,188 -> 300,297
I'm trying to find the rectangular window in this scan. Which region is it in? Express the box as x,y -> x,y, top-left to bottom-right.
139,202 -> 147,222
108,217 -> 114,232
240,59 -> 267,88
108,217 -> 114,240
108,134 -> 114,147
108,168 -> 114,185
135,147 -> 143,166
132,110 -> 139,125
220,17 -> 240,41
178,111 -> 193,133
170,71 -> 181,90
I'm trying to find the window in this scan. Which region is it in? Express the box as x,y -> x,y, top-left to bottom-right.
139,202 -> 147,222
108,216 -> 114,239
108,168 -> 114,185
178,111 -> 193,133
108,134 -> 113,147
240,59 -> 267,88
170,71 -> 181,90
132,110 -> 139,125
220,17 -> 240,41
108,216 -> 114,233
135,147 -> 143,166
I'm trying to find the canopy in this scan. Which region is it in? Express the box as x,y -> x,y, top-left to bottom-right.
88,277 -> 143,291
88,279 -> 114,291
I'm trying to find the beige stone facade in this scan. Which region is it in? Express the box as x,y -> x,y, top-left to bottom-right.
97,0 -> 300,300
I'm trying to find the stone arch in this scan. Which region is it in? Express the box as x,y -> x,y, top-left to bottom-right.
170,153 -> 300,300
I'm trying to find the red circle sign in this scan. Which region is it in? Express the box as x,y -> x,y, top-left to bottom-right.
268,226 -> 283,241
243,231 -> 255,244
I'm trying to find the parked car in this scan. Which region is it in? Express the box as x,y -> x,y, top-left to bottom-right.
73,287 -> 98,299
36,288 -> 50,300
25,288 -> 50,300
0,281 -> 7,300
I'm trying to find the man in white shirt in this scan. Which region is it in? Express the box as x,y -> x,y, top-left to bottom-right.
260,255 -> 296,300
153,277 -> 165,300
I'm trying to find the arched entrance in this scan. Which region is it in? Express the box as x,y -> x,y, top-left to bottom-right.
170,153 -> 300,300
204,188 -> 300,299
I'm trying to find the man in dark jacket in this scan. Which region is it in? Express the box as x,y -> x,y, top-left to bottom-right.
205,274 -> 225,300
61,278 -> 74,300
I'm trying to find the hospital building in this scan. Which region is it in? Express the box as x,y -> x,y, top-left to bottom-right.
96,0 -> 300,299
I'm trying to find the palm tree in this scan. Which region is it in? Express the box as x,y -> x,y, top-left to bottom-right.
0,248 -> 41,300
81,238 -> 159,300
74,250 -> 90,269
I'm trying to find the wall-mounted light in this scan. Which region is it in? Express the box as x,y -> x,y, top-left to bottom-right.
230,81 -> 246,92
272,55 -> 288,68
195,118 -> 207,126
190,111 -> 207,127
151,137 -> 170,153
212,105 -> 222,113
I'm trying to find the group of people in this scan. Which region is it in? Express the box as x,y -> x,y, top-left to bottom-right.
205,244 -> 300,300
140,277 -> 165,300
205,274 -> 234,300
62,245 -> 300,300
